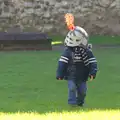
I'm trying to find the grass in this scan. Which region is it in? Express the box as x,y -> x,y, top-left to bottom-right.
0,48 -> 120,119
50,35 -> 120,45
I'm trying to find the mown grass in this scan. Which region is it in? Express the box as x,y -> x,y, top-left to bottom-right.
50,35 -> 120,45
0,48 -> 120,119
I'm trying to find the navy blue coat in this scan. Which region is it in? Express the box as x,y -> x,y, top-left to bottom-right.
56,46 -> 98,82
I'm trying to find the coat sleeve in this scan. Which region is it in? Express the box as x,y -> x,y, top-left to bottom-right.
86,49 -> 98,78
56,48 -> 70,79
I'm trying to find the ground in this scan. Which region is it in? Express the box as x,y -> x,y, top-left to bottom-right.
0,46 -> 120,120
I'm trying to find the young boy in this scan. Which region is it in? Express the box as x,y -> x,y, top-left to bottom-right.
56,26 -> 98,106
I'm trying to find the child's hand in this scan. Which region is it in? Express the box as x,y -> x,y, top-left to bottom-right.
89,75 -> 96,81
89,75 -> 94,81
56,77 -> 63,80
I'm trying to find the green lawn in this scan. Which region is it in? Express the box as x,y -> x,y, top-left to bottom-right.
0,48 -> 120,119
51,35 -> 120,45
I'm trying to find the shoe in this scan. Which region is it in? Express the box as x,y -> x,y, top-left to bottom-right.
77,103 -> 84,107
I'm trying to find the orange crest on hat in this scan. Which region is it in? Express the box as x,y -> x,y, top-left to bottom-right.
64,13 -> 75,30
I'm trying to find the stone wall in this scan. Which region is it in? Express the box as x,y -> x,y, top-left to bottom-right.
0,0 -> 120,35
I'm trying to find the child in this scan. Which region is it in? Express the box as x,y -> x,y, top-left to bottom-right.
56,26 -> 98,106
